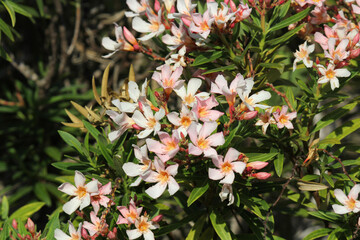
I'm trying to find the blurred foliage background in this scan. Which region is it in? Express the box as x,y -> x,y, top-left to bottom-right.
0,0 -> 158,227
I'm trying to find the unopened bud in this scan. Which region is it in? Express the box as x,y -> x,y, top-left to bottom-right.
154,0 -> 161,12
229,0 -> 236,11
138,101 -> 144,111
353,33 -> 360,45
81,227 -> 89,238
252,172 -> 271,180
350,48 -> 360,59
132,124 -> 143,130
12,219 -> 18,230
316,57 -> 320,65
247,161 -> 268,170
25,218 -> 35,234
123,27 -> 138,47
152,214 -> 163,222
107,227 -> 117,239
243,111 -> 258,120
154,91 -> 161,100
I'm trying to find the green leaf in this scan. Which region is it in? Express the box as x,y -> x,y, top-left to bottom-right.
36,0 -> 44,16
322,174 -> 334,188
274,153 -> 284,177
147,87 -> 159,108
247,152 -> 278,162
303,228 -> 332,240
2,0 -> 16,27
1,195 -> 9,219
268,8 -> 311,32
58,130 -> 83,154
307,211 -> 341,223
202,64 -> 236,75
6,1 -> 38,18
312,102 -> 357,133
298,181 -> 328,191
318,138 -> 341,145
0,219 -> 11,240
258,62 -> 285,73
0,18 -> 14,41
186,215 -> 206,240
82,120 -> 101,141
187,181 -> 209,207
269,23 -> 305,46
98,134 -> 114,167
285,87 -> 297,110
42,208 -> 61,239
323,118 -> 360,145
34,183 -> 52,206
209,209 -> 232,240
52,162 -> 92,171
10,202 -> 45,221
191,51 -> 222,66
0,45 -> 11,61
218,121 -> 241,150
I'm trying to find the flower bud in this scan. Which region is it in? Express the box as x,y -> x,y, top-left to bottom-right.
81,226 -> 89,238
252,172 -> 271,180
107,227 -> 117,239
152,214 -> 163,222
154,0 -> 161,12
12,219 -> 18,230
25,218 -> 35,234
247,161 -> 269,170
350,48 -> 360,59
132,124 -> 143,130
243,111 -> 258,120
123,27 -> 139,51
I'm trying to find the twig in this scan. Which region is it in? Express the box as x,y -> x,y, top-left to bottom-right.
263,164 -> 297,238
265,83 -> 295,112
320,148 -> 356,185
54,0 -> 68,74
67,1 -> 81,55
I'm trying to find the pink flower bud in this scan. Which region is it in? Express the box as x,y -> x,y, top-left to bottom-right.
243,111 -> 258,120
132,124 -> 143,130
252,172 -> 271,180
247,161 -> 268,170
81,227 -> 89,238
170,5 -> 176,13
350,48 -> 360,59
107,227 -> 117,239
12,219 -> 18,230
229,0 -> 236,11
181,17 -> 192,27
154,0 -> 161,12
123,27 -> 139,50
25,218 -> 35,234
353,33 -> 360,45
224,0 -> 230,4
152,214 -> 163,222
138,101 -> 144,111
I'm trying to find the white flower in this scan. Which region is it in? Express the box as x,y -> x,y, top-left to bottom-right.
132,104 -> 165,139
143,157 -> 180,199
132,9 -> 165,41
293,41 -> 315,71
111,80 -> 147,113
106,111 -> 135,142
54,222 -> 82,240
219,184 -> 234,206
332,184 -> 360,214
236,77 -> 271,111
317,62 -> 351,90
174,78 -> 208,107
58,171 -> 98,215
167,104 -> 197,137
126,216 -> 159,240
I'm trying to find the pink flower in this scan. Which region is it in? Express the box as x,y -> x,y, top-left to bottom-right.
174,78 -> 209,107
146,130 -> 180,162
189,11 -> 214,39
333,185 -> 360,214
132,104 -> 165,139
123,145 -> 152,187
219,184 -> 234,206
324,38 -> 349,63
90,181 -> 112,215
102,25 -> 136,58
58,171 -> 98,215
162,22 -> 193,50
54,222 -> 82,240
192,95 -> 224,122
317,63 -> 351,90
255,108 -> 276,134
211,74 -> 242,107
207,2 -> 235,30
106,111 -> 135,142
229,0 -> 252,23
132,9 -> 165,41
125,0 -> 150,17
293,41 -> 315,71
273,106 -> 297,129
152,64 -> 184,96
236,77 -> 271,111
143,157 -> 180,199
352,0 -> 360,14
126,215 -> 159,240
83,211 -> 108,236
187,121 -> 225,158
208,148 -> 246,184
117,199 -> 143,225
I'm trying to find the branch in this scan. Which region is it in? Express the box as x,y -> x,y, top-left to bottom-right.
265,83 -> 295,112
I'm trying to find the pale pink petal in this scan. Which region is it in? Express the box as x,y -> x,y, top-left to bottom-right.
203,147 -> 218,158
132,17 -> 152,33
332,204 -> 351,214
130,177 -> 143,187
349,185 -> 360,200
208,168 -> 224,180
220,171 -> 235,184
132,110 -> 148,128
166,164 -> 179,176
127,229 -> 142,240
54,229 -> 71,240
146,139 -> 166,154
187,78 -> 202,96
167,112 -> 180,126
249,91 -> 271,104
232,162 -> 246,174
144,231 -> 155,240
143,105 -> 154,120
63,197 -> 81,215
199,121 -> 218,139
128,81 -> 140,102
58,183 -> 77,196
123,162 -> 143,177
334,189 -> 348,205
138,129 -> 153,139
330,78 -> 340,90
74,171 -> 86,188
207,132 -> 225,147
211,155 -> 222,168
142,171 -> 159,183
119,102 -> 137,113
155,108 -> 165,120
167,177 -> 180,195
224,148 -> 240,163
79,194 -> 91,210
188,143 -> 203,155
146,182 -> 167,199
85,180 -> 99,193
335,69 -> 351,77
187,123 -> 199,144
101,182 -> 112,195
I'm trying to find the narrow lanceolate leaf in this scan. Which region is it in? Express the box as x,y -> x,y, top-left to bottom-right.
34,183 -> 51,206
186,215 -> 206,240
274,153 -> 284,177
187,182 -> 209,207
92,76 -> 101,105
65,109 -> 82,124
312,102 -> 357,133
209,209 -> 232,240
83,121 -> 101,141
269,23 -> 305,46
202,64 -> 236,75
191,51 -> 222,66
98,134 -> 114,167
42,207 -> 61,239
101,64 -> 110,99
247,152 -> 278,162
0,18 -> 14,41
303,228 -> 332,240
2,0 -> 16,27
1,195 -> 9,219
268,8 -> 311,32
10,202 -> 45,221
323,118 -> 360,144
71,101 -> 88,118
58,130 -> 83,154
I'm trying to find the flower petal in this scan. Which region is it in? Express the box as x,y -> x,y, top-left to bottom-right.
145,182 -> 167,199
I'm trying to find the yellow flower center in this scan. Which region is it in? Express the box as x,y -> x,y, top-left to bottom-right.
70,233 -> 80,240
180,116 -> 192,128
198,107 -> 209,118
184,94 -> 195,105
221,162 -> 233,174
138,219 -> 150,233
200,22 -> 209,31
197,138 -> 209,150
127,210 -> 138,222
163,78 -> 174,88
279,115 -> 288,124
75,186 -> 87,199
165,141 -> 177,151
147,117 -> 157,129
325,69 -> 336,79
346,198 -> 356,210
297,48 -> 308,59
157,170 -> 170,184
